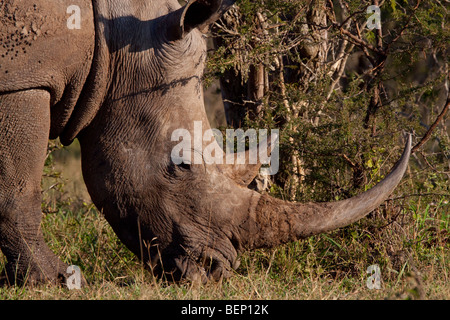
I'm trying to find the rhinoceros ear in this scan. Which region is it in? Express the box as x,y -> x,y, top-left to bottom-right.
174,0 -> 235,38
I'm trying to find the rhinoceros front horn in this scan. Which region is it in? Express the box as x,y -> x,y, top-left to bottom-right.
236,134 -> 412,250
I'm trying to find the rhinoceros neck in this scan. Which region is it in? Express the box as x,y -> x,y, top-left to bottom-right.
62,0 -> 205,145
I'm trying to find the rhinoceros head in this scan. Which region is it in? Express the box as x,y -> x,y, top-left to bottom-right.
77,0 -> 411,283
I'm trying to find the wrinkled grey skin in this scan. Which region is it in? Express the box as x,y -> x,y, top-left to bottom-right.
0,0 -> 411,285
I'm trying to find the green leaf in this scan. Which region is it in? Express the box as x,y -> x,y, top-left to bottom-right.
390,0 -> 397,13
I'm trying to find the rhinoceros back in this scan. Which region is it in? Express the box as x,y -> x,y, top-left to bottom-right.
0,0 -> 95,140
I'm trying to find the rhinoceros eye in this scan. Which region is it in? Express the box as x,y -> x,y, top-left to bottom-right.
178,162 -> 191,170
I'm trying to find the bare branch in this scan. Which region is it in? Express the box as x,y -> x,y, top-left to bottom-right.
412,94 -> 450,153
339,28 -> 386,56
